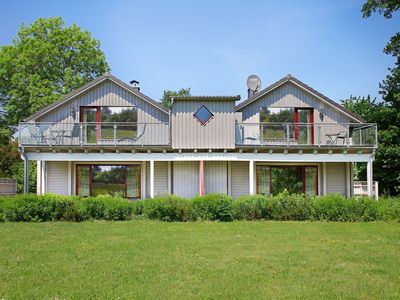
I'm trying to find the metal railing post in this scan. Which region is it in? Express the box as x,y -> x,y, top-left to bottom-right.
286,123 -> 290,146
80,124 -> 83,146
114,123 -> 117,146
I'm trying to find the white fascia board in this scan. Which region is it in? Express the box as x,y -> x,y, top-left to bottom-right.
26,152 -> 373,162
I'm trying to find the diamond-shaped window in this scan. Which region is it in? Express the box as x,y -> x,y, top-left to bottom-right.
194,105 -> 214,125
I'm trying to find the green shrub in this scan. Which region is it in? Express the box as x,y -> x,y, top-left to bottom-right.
233,195 -> 269,220
142,195 -> 192,221
0,193 -> 399,223
310,194 -> 380,222
267,192 -> 312,221
76,195 -> 133,221
377,197 -> 400,221
192,194 -> 233,221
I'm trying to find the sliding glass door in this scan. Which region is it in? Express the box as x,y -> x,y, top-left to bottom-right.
76,164 -> 141,198
294,108 -> 314,145
256,165 -> 318,196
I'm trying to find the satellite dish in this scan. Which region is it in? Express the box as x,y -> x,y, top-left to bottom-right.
247,75 -> 262,92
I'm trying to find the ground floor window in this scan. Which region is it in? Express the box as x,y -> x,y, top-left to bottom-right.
76,164 -> 141,198
256,165 -> 318,196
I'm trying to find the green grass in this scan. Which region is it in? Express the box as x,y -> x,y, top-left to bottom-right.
1,221 -> 399,299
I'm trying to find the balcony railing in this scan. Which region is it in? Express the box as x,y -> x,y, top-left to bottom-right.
236,123 -> 377,147
19,122 -> 171,147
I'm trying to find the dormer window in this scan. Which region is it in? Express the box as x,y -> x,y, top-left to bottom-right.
193,105 -> 214,126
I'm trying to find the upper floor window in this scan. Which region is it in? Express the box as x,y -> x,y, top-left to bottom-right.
260,107 -> 294,123
194,105 -> 214,126
80,106 -> 138,143
80,106 -> 137,123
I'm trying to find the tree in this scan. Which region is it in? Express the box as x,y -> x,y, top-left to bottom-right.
0,17 -> 109,193
341,1 -> 400,195
160,88 -> 191,108
0,17 -> 110,126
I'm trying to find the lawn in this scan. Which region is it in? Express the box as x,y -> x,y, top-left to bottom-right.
0,221 -> 399,299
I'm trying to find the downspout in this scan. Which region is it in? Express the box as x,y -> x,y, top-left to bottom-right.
20,148 -> 29,194
169,97 -> 174,145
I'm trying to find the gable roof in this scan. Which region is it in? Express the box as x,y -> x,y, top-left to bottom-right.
25,73 -> 169,121
235,74 -> 365,123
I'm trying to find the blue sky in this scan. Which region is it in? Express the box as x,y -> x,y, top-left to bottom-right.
1,0 -> 399,104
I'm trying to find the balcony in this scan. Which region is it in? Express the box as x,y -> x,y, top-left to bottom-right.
236,123 -> 377,148
18,122 -> 171,147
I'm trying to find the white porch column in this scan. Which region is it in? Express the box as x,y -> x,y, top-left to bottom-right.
322,162 -> 327,195
37,161 -> 42,195
367,158 -> 373,197
150,160 -> 155,198
249,160 -> 254,195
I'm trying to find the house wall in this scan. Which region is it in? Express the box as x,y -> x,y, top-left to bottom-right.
171,100 -> 236,149
36,80 -> 169,145
231,161 -> 250,198
326,162 -> 347,196
145,161 -> 169,197
238,82 -> 355,145
45,161 -> 69,195
172,161 -> 200,197
204,161 -> 228,194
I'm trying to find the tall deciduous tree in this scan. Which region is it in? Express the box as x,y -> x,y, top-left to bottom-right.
342,1 -> 400,195
0,17 -> 110,126
161,88 -> 191,108
0,17 -> 110,193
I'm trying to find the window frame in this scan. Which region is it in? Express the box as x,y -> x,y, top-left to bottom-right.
76,163 -> 141,199
256,165 -> 318,196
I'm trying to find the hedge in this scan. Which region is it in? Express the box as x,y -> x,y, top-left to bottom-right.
0,193 -> 399,222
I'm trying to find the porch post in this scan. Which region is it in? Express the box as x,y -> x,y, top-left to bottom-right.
249,160 -> 254,195
199,160 -> 205,196
367,158 -> 373,197
23,156 -> 29,194
150,160 -> 155,198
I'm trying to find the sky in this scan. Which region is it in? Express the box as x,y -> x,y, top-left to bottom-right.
1,0 -> 399,104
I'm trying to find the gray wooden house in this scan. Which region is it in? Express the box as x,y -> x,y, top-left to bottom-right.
18,73 -> 377,198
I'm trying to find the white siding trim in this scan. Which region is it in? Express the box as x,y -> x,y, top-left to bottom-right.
227,161 -> 232,196
150,160 -> 155,198
37,161 -> 42,195
249,160 -> 254,195
167,161 -> 172,194
67,161 -> 72,196
141,161 -> 146,199
322,162 -> 327,195
27,152 -> 374,163
346,162 -> 350,198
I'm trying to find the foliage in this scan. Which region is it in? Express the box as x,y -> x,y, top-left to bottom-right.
0,17 -> 110,194
232,194 -> 269,220
340,1 -> 400,194
192,193 -> 233,221
0,17 -> 110,125
0,193 -> 400,222
160,87 -> 191,108
141,195 -> 192,221
362,0 -> 400,18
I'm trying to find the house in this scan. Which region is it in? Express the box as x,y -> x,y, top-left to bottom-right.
18,73 -> 377,199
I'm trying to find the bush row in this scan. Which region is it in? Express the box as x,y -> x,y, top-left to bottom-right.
0,193 -> 399,222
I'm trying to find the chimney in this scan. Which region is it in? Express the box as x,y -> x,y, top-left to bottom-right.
247,89 -> 256,98
130,80 -> 140,92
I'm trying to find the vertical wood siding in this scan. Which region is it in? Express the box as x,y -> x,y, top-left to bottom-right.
326,162 -> 346,196
46,161 -> 69,195
36,80 -> 169,146
204,161 -> 228,194
145,161 -> 169,197
172,161 -> 199,198
172,101 -> 235,149
238,82 -> 354,144
231,161 -> 249,198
